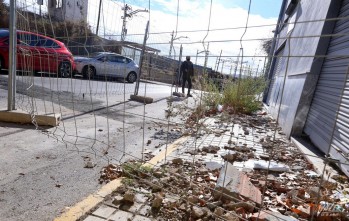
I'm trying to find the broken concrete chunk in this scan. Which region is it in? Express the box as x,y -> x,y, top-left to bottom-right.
214,207 -> 224,216
221,152 -> 245,162
172,158 -> 183,165
192,206 -> 206,218
225,202 -> 255,213
222,212 -> 240,221
250,211 -> 298,221
213,163 -> 262,205
259,154 -> 270,160
188,195 -> 199,204
152,193 -> 163,209
207,201 -> 222,210
123,190 -> 135,203
112,195 -> 124,205
202,145 -> 220,154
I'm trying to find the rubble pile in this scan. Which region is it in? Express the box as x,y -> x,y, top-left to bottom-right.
98,110 -> 349,220
99,164 -> 123,184
182,112 -> 349,220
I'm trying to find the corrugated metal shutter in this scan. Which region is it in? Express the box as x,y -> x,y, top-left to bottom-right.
266,48 -> 285,105
304,0 -> 349,175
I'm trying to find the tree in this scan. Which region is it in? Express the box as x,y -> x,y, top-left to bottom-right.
261,38 -> 273,55
0,0 -> 9,28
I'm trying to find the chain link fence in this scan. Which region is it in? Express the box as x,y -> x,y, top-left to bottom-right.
0,0 -> 348,221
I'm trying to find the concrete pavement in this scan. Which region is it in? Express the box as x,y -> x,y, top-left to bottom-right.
0,74 -> 196,221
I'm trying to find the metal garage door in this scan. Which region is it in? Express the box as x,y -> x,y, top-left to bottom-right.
266,47 -> 285,105
304,0 -> 349,175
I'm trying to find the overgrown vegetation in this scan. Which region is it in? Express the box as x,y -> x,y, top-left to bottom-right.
200,76 -> 266,115
0,1 -> 121,56
121,162 -> 153,179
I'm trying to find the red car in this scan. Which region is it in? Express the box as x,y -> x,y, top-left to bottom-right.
0,29 -> 75,77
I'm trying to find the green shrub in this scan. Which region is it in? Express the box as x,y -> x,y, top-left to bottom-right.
197,75 -> 266,115
200,77 -> 222,108
222,76 -> 266,114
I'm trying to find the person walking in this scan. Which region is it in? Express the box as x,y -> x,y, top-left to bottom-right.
180,56 -> 194,97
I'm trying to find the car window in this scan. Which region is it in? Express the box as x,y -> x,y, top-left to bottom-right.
118,56 -> 128,63
110,56 -> 118,63
90,52 -> 104,58
97,56 -> 107,62
17,33 -> 40,46
108,55 -> 128,63
39,37 -> 60,48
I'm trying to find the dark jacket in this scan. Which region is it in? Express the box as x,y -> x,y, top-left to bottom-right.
180,60 -> 194,78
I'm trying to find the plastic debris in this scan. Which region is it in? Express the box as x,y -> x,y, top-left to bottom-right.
245,159 -> 290,172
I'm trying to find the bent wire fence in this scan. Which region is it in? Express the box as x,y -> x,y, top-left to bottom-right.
0,0 -> 348,221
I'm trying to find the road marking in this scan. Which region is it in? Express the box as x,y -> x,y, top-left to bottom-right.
54,136 -> 188,221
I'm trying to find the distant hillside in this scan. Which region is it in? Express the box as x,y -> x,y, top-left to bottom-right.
0,0 -> 121,56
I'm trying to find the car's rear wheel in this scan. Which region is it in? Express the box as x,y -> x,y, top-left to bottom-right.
127,71 -> 137,83
83,65 -> 96,79
58,61 -> 72,78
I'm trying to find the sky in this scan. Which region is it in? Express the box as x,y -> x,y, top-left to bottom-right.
11,0 -> 283,74
88,0 -> 283,73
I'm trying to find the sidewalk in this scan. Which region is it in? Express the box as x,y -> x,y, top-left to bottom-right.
57,110 -> 349,221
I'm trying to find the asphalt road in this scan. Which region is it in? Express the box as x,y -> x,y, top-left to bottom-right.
0,74 -> 189,221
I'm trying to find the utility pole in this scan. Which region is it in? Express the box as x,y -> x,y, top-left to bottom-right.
195,49 -> 198,65
215,50 -> 222,73
195,46 -> 210,65
169,30 -> 187,58
233,48 -> 243,79
220,60 -> 225,74
37,0 -> 43,16
169,30 -> 174,57
203,42 -> 209,73
121,4 -> 148,42
256,59 -> 262,77
96,0 -> 103,35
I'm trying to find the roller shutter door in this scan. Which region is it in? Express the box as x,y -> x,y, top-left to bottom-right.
304,0 -> 349,175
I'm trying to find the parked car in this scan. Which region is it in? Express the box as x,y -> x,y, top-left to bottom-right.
74,52 -> 139,83
0,29 -> 75,77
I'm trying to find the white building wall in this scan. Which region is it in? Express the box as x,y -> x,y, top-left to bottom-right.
48,0 -> 88,22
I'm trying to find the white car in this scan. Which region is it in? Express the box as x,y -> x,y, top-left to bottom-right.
74,52 -> 139,83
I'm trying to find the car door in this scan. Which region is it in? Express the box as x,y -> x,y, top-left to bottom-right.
37,36 -> 61,73
93,55 -> 111,76
19,33 -> 51,73
16,33 -> 34,72
108,55 -> 128,77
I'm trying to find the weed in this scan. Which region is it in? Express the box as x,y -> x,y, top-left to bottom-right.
121,178 -> 134,186
197,75 -> 266,115
121,162 -> 153,179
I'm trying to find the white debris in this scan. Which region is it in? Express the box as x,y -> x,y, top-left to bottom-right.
244,159 -> 289,172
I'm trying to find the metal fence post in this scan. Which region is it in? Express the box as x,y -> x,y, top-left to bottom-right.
8,0 -> 17,111
134,21 -> 149,96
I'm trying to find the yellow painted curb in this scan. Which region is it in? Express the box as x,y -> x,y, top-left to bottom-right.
54,136 -> 188,221
144,136 -> 188,168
